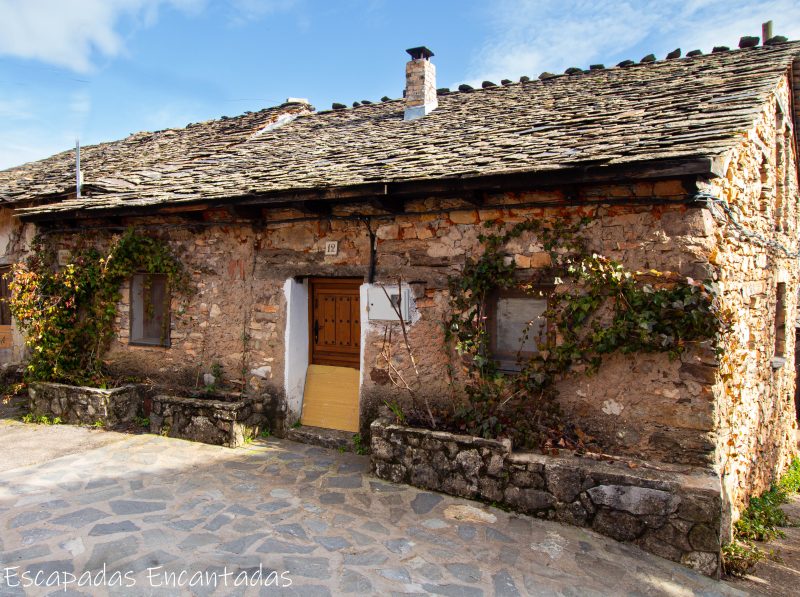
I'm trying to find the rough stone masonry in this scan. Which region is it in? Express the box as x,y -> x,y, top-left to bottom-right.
3,41 -> 799,577
371,418 -> 724,576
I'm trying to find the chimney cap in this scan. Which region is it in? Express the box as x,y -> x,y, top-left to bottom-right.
406,46 -> 434,60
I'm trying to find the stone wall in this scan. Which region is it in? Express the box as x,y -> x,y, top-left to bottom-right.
371,418 -> 723,577
33,71 -> 800,505
149,393 -> 270,448
28,381 -> 141,426
0,206 -> 37,363
40,179 -> 723,466
699,74 -> 800,523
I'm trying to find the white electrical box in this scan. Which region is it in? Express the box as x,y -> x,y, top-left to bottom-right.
367,286 -> 412,321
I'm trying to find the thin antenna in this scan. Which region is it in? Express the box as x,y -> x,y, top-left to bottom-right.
75,138 -> 81,198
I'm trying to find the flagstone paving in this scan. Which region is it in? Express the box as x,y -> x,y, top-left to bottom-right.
0,423 -> 747,596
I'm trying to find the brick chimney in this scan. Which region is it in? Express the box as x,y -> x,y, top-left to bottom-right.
404,46 -> 437,121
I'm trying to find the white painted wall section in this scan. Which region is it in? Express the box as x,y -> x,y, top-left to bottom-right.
283,278 -> 309,421
359,283 -> 369,389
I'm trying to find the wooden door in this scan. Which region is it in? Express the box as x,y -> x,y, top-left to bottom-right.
302,278 -> 362,432
309,278 -> 361,369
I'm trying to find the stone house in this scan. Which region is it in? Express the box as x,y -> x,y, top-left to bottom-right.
1,38 -> 799,570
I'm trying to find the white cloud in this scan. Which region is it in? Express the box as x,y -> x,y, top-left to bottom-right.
468,0 -> 800,84
0,0 -> 205,73
68,91 -> 92,118
227,0 -> 299,26
0,97 -> 33,120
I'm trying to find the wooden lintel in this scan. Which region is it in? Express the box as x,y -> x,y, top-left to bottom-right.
296,200 -> 332,216
230,205 -> 264,220
179,211 -> 207,222
158,203 -> 209,214
375,197 -> 405,213
104,215 -> 126,228
463,191 -> 484,206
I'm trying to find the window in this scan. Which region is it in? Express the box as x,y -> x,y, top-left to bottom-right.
774,282 -> 787,359
130,274 -> 170,347
488,289 -> 549,371
0,266 -> 11,326
0,266 -> 11,350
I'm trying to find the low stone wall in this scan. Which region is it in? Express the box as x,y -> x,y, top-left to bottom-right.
149,394 -> 268,448
28,382 -> 141,426
371,418 -> 723,577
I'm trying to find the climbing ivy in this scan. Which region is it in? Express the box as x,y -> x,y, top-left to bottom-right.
8,229 -> 188,386
443,217 -> 728,450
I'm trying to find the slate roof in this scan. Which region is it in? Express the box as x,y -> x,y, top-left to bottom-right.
5,41 -> 800,218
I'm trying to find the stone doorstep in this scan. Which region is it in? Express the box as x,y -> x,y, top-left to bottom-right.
287,425 -> 356,452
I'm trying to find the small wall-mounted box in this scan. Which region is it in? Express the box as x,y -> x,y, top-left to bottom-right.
367,286 -> 412,321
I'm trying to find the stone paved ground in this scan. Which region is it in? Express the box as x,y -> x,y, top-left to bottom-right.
0,422 -> 747,596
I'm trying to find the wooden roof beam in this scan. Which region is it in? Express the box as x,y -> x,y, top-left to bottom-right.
293,200 -> 332,216
374,197 -> 405,213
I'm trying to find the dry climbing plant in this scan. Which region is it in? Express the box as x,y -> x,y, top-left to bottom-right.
375,277 -> 436,429
8,229 -> 188,386
439,216 -> 729,450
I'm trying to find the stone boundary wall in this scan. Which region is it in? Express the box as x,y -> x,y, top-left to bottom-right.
27,382 -> 277,448
149,394 -> 268,448
28,381 -> 141,426
371,418 -> 723,577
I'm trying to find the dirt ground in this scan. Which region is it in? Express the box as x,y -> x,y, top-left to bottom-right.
724,494 -> 800,595
0,394 -> 127,473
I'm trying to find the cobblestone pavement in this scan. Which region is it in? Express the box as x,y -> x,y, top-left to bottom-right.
0,425 -> 746,596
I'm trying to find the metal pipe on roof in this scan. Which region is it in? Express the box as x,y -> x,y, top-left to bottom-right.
75,139 -> 81,199
762,21 -> 773,44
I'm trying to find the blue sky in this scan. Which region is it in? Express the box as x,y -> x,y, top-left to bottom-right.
1,0 -> 799,170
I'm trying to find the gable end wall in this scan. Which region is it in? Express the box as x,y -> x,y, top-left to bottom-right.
698,72 -> 800,527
